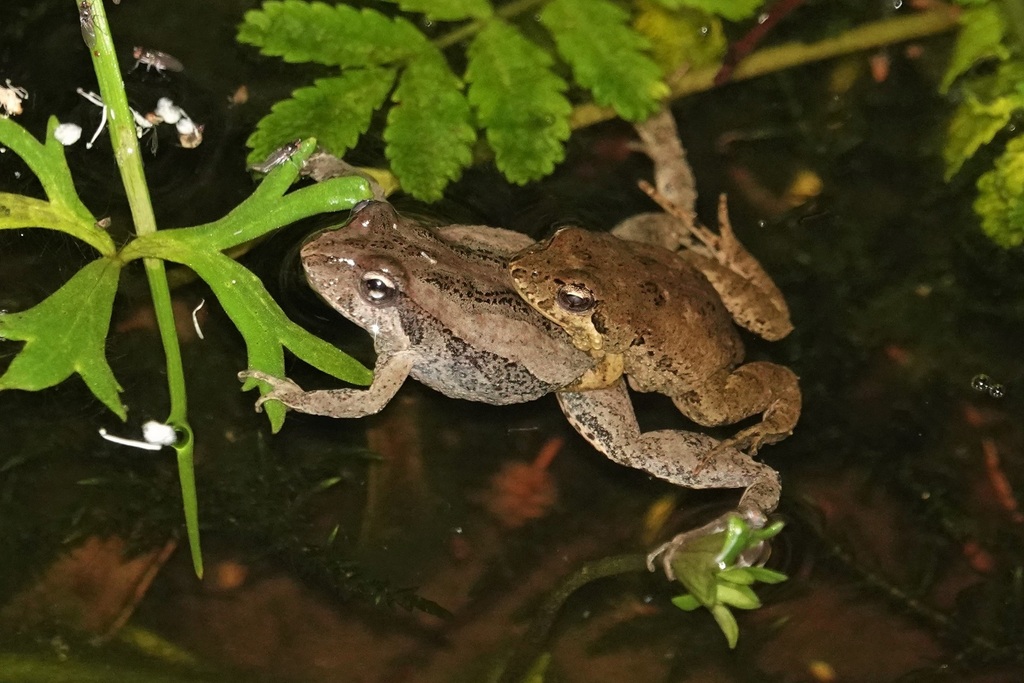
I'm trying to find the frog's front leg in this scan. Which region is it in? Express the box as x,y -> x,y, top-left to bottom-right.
239,350 -> 416,418
557,381 -> 780,577
674,361 -> 801,455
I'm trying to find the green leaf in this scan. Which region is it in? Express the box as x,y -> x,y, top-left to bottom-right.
385,49 -> 475,200
466,20 -> 571,184
378,0 -> 493,21
975,134 -> 1024,248
246,70 -> 397,166
540,0 -> 668,121
940,5 -> 1010,93
0,117 -> 110,255
717,567 -> 756,585
716,582 -> 761,610
0,258 -> 124,418
669,529 -> 732,605
634,4 -> 726,74
132,237 -> 373,432
710,604 -> 740,649
237,0 -> 426,67
744,566 -> 788,584
944,93 -> 1024,180
651,0 -> 763,22
671,594 -> 702,611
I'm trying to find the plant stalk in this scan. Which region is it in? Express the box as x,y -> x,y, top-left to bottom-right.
81,0 -> 202,577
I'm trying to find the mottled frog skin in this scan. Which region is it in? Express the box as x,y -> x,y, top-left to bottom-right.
241,200 -> 781,539
242,110 -> 792,576
508,225 -> 800,455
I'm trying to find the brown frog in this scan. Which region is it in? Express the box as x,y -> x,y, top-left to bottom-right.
241,199 -> 783,573
509,110 -> 801,457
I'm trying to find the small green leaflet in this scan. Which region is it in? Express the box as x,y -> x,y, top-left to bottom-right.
634,4 -> 727,74
943,93 -> 1023,180
378,0 -> 492,22
940,5 -> 1009,94
466,20 -> 571,184
385,48 -> 475,201
245,70 -> 397,167
0,258 -> 125,418
651,0 -> 763,22
666,518 -> 786,649
237,1 -> 425,67
540,0 -> 668,121
975,134 -> 1024,248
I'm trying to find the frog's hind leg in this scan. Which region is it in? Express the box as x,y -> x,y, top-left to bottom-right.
675,361 -> 801,455
556,381 -> 780,540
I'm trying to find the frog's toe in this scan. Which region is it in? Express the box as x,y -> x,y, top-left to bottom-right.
238,370 -> 303,411
646,514 -> 736,580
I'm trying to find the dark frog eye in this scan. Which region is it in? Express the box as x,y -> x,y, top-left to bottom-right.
360,271 -> 397,304
556,283 -> 595,313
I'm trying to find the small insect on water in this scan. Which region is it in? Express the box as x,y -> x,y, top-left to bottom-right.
132,46 -> 184,74
0,79 -> 29,117
248,139 -> 303,174
79,0 -> 96,49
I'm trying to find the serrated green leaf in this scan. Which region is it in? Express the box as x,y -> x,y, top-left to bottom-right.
378,0 -> 492,21
975,134 -> 1024,248
716,582 -> 761,610
651,0 -> 763,22
540,0 -> 668,121
710,604 -> 740,649
246,70 -> 397,166
238,0 -> 426,67
466,20 -> 570,184
385,49 -> 475,200
943,93 -> 1024,180
940,5 -> 1010,93
634,3 -> 726,74
0,258 -> 124,418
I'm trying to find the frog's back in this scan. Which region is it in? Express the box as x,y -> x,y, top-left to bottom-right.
570,231 -> 745,387
309,202 -> 593,405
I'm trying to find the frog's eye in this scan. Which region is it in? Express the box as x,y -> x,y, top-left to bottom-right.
360,271 -> 397,303
556,284 -> 595,313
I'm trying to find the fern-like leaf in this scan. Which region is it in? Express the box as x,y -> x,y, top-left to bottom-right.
540,0 -> 668,121
245,70 -> 397,166
378,0 -> 493,21
238,0 -> 425,67
975,134 -> 1024,248
466,20 -> 571,184
385,49 -> 475,201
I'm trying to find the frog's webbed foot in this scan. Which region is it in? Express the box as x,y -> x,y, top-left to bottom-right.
238,370 -> 304,413
637,183 -> 793,340
646,510 -> 771,581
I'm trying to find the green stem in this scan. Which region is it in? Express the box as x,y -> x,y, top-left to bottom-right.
434,0 -> 546,49
569,8 -> 960,129
498,554 -> 648,683
83,0 -> 202,577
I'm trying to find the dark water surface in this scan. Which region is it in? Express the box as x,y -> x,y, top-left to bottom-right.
2,1 -> 1023,681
